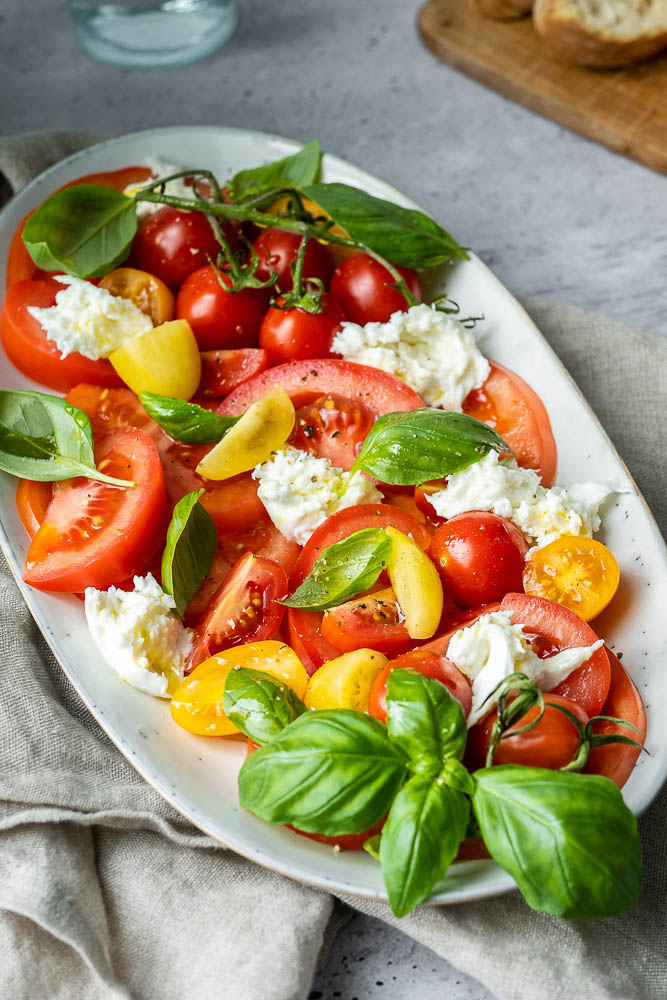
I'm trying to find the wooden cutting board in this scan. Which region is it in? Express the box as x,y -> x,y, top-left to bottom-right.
418,0 -> 667,175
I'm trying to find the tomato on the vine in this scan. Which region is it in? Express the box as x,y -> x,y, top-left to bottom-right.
259,293 -> 346,364
132,207 -> 236,290
251,228 -> 333,291
329,252 -> 421,324
176,265 -> 269,350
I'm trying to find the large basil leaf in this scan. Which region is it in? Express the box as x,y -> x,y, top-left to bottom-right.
0,390 -> 133,487
386,669 -> 468,770
223,666 -> 307,745
22,185 -> 137,279
161,489 -> 217,616
380,772 -> 469,917
229,139 -> 322,201
238,709 -> 407,836
304,182 -> 466,268
281,528 -> 392,612
473,766 -> 643,919
139,392 -> 238,444
352,409 -> 510,486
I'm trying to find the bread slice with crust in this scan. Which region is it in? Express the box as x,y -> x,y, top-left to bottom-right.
533,0 -> 667,67
474,0 -> 534,19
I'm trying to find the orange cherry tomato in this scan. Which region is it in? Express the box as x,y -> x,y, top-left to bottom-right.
523,536 -> 620,621
98,267 -> 174,326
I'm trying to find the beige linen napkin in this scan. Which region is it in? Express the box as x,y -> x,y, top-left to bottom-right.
0,133 -> 665,1000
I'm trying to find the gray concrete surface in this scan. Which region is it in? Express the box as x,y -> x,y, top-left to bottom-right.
2,2 -> 665,998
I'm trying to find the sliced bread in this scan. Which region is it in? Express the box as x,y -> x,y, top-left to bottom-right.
533,0 -> 667,67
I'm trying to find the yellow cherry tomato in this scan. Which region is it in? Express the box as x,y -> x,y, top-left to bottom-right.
170,640 -> 308,737
304,648 -> 388,712
99,267 -> 174,325
385,526 -> 443,640
109,319 -> 201,399
195,386 -> 295,480
523,536 -> 620,621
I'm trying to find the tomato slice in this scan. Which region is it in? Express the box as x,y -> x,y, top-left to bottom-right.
198,348 -> 270,398
186,552 -> 288,672
586,649 -> 647,789
2,280 -> 123,392
23,428 -> 168,592
16,479 -> 53,539
369,647 -> 473,725
199,475 -> 267,535
290,394 -> 375,471
463,361 -> 557,486
217,359 -> 424,419
65,383 -> 160,440
321,586 -> 413,655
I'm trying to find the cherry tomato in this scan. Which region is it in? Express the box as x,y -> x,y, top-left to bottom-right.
466,694 -> 589,771
587,649 -> 647,789
321,587 -> 413,655
430,512 -> 528,607
500,593 -> 611,716
251,227 -> 333,291
290,393 -> 374,471
259,293 -> 346,364
329,253 -> 421,324
98,267 -> 174,325
132,207 -> 235,290
175,265 -> 269,350
1,279 -> 122,392
198,347 -> 270,398
369,647 -> 473,725
186,552 -> 288,671
16,479 -> 53,539
523,536 -> 620,621
463,361 -> 557,486
23,428 -> 168,592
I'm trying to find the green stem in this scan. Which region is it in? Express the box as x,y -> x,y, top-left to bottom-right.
290,228 -> 309,299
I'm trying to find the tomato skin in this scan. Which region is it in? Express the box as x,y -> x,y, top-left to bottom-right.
329,253 -> 421,325
321,588 -> 413,656
587,649 -> 647,789
251,228 -> 334,291
176,265 -> 269,350
259,293 -> 346,364
369,648 -> 473,725
16,479 -> 53,539
199,475 -> 266,535
198,347 -> 270,398
291,394 -> 375,471
132,207 -> 235,290
429,512 -> 528,607
65,383 -> 160,440
98,267 -> 174,326
23,428 -> 168,593
1,279 -> 123,392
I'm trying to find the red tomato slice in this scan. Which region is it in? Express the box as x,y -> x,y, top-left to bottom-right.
2,280 -> 123,392
16,479 -> 53,539
23,428 -> 168,592
420,602 -> 503,658
217,358 -> 424,419
587,649 -> 647,789
463,361 -> 557,486
321,586 -> 413,655
186,552 -> 288,671
500,592 -> 611,716
290,394 -> 375,471
369,648 -> 473,725
65,383 -> 160,440
199,475 -> 267,535
198,348 -> 270,398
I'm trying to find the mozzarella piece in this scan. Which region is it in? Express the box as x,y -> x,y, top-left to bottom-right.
84,574 -> 193,698
28,275 -> 152,360
124,157 -> 195,220
330,303 -> 490,411
430,451 -> 613,550
447,610 -> 603,726
252,445 -> 382,546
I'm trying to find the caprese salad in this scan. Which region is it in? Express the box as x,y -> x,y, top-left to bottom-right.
0,139 -> 647,919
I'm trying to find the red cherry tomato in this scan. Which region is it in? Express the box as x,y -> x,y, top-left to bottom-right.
198,347 -> 270,398
1,280 -> 123,392
23,428 -> 168,593
132,207 -> 236,290
321,587 -> 413,655
16,479 -> 53,539
429,511 -> 528,607
463,361 -> 557,487
259,293 -> 346,364
369,648 -> 473,725
329,252 -> 421,324
290,394 -> 375,471
175,265 -> 269,350
587,649 -> 647,789
251,228 -> 333,292
186,552 -> 288,671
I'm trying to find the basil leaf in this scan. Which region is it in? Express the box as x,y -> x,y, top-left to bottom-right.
473,766 -> 643,919
223,666 -> 307,745
380,772 -> 469,917
229,138 -> 322,201
364,834 -> 382,861
281,528 -> 392,611
238,709 -> 407,836
386,669 -> 468,770
161,489 -> 217,616
352,409 -> 510,486
22,185 -> 137,279
304,182 -> 466,268
0,390 -> 133,487
139,392 -> 238,444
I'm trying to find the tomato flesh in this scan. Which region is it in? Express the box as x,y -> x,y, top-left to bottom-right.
321,587 -> 412,655
16,479 -> 53,539
198,347 -> 270,398
290,394 -> 375,471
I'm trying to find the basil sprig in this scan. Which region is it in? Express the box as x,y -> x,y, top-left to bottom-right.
23,185 -> 137,278
351,409 -> 511,486
385,668 -> 467,770
229,138 -> 322,201
161,489 -> 217,616
281,528 -> 392,612
139,392 -> 238,444
223,666 -> 307,745
0,390 -> 134,487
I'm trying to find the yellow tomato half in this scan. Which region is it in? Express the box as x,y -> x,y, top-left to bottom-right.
523,536 -> 620,621
109,318 -> 201,399
170,640 -> 308,737
304,648 -> 388,712
385,526 -> 443,640
99,267 -> 174,325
